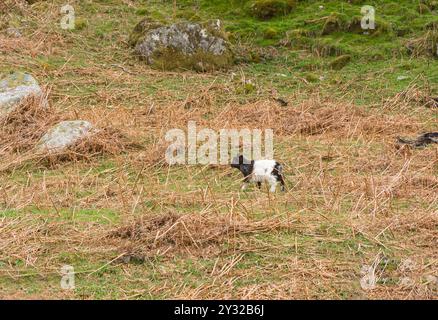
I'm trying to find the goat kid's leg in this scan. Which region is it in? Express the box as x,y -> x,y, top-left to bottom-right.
280,184 -> 285,192
269,181 -> 277,193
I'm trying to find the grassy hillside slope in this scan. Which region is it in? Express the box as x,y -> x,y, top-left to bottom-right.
0,0 -> 437,299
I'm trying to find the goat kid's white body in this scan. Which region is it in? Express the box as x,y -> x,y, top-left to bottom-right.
241,160 -> 279,192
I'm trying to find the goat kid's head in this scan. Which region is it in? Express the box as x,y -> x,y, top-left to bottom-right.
231,155 -> 248,168
230,155 -> 254,176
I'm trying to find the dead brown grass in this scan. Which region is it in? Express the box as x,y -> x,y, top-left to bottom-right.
0,92 -> 137,172
0,0 -> 28,15
0,0 -> 437,300
383,78 -> 435,110
138,94 -> 422,140
108,211 -> 296,259
0,92 -> 56,155
406,30 -> 438,58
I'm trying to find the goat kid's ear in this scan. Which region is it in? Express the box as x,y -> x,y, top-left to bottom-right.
239,155 -> 252,165
231,156 -> 240,167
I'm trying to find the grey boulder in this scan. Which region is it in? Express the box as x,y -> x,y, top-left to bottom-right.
36,120 -> 94,153
131,20 -> 233,71
0,72 -> 45,117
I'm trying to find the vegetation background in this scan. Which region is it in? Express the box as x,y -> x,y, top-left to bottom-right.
0,0 -> 437,299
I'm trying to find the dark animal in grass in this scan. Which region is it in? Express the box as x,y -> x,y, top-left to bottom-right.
230,155 -> 285,192
397,132 -> 438,147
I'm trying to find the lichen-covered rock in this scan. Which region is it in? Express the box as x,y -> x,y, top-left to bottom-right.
5,27 -> 22,37
128,17 -> 164,47
0,72 -> 45,117
36,120 -> 94,153
132,20 -> 233,71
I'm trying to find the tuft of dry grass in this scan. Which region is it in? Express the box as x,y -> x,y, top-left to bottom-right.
383,78 -> 435,110
406,30 -> 438,58
0,91 -> 56,154
108,211 -> 295,259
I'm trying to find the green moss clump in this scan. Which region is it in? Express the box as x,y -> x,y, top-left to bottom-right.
371,18 -> 392,36
235,80 -> 257,94
321,13 -> 348,35
250,0 -> 297,20
329,55 -> 351,70
347,16 -> 364,34
149,46 -> 233,72
74,18 -> 88,31
347,16 -> 392,36
304,73 -> 319,83
263,27 -> 279,39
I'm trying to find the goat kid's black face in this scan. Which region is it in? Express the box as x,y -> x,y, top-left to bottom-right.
230,155 -> 250,168
230,155 -> 253,177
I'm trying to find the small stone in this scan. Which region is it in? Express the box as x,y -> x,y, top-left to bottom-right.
425,275 -> 438,284
397,75 -> 409,81
400,277 -> 414,286
360,265 -> 372,276
399,258 -> 417,272
5,27 -> 22,38
0,72 -> 45,117
36,120 -> 94,153
360,273 -> 376,290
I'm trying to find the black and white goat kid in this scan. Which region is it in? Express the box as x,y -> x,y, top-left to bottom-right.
231,155 -> 285,192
